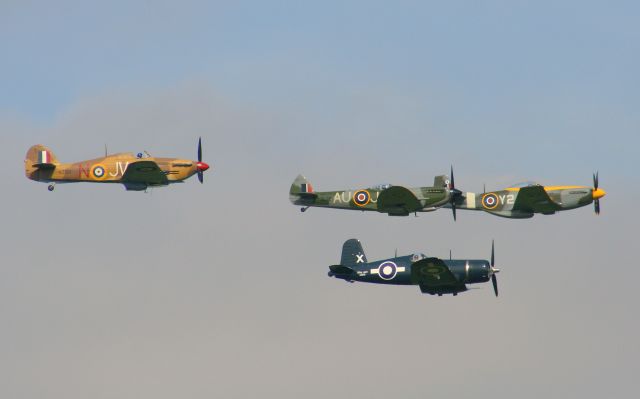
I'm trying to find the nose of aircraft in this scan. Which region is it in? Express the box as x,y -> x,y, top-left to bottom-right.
592,188 -> 606,200
196,162 -> 210,172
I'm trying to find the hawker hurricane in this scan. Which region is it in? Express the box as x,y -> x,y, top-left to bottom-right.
25,138 -> 211,191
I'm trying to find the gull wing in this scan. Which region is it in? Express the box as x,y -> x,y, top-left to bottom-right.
411,258 -> 459,287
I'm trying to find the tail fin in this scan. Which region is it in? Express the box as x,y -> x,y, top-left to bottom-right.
289,174 -> 314,195
25,144 -> 59,169
433,175 -> 450,188
341,239 -> 367,267
25,145 -> 58,178
289,174 -> 317,204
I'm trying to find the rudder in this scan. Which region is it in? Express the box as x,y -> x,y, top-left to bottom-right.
289,174 -> 314,195
25,145 -> 59,178
289,174 -> 317,205
26,145 -> 59,166
341,239 -> 367,267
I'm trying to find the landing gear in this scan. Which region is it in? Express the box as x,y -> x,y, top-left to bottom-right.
300,206 -> 310,213
47,184 -> 55,192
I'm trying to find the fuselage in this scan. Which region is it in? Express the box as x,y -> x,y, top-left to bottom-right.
448,185 -> 605,218
291,185 -> 450,213
330,254 -> 491,286
26,153 -> 203,185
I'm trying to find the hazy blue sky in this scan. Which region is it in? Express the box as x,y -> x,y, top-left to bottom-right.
1,2 -> 638,398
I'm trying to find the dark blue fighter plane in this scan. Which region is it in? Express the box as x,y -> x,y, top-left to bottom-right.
329,239 -> 500,296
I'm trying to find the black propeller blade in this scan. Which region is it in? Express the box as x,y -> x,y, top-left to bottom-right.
449,166 -> 463,221
197,137 -> 204,184
490,240 -> 499,297
593,171 -> 600,215
491,240 -> 495,266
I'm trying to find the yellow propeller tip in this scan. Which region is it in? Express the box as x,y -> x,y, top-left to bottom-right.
593,188 -> 606,200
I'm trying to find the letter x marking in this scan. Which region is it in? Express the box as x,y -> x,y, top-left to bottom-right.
356,254 -> 365,263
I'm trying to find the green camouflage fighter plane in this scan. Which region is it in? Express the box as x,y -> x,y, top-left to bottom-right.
329,239 -> 500,297
289,171 -> 458,216
445,172 -> 606,218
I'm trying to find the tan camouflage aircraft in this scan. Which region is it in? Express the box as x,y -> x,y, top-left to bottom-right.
25,138 -> 211,191
289,169 -> 459,217
446,173 -> 606,218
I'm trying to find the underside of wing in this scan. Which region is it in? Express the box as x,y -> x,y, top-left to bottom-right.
513,185 -> 560,213
411,258 -> 466,294
121,160 -> 168,186
377,186 -> 422,215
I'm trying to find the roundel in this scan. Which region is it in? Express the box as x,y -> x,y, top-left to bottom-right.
91,164 -> 108,180
482,193 -> 499,210
353,190 -> 371,207
378,261 -> 398,280
420,261 -> 446,277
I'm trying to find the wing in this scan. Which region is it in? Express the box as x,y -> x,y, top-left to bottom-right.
411,258 -> 466,294
377,186 -> 422,215
512,185 -> 560,213
121,160 -> 168,185
411,258 -> 459,286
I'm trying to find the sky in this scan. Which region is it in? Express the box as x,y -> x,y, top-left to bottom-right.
1,1 -> 639,398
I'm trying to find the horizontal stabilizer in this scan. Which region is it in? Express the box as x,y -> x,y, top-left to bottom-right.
32,162 -> 56,170
297,192 -> 318,199
329,265 -> 355,275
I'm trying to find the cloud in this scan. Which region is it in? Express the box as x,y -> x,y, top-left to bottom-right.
1,70 -> 637,399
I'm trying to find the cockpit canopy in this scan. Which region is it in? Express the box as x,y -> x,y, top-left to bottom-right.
509,181 -> 540,188
411,253 -> 427,262
370,183 -> 393,190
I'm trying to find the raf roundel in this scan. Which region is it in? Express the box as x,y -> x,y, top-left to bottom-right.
353,190 -> 371,207
91,164 -> 108,180
482,193 -> 499,210
377,261 -> 398,280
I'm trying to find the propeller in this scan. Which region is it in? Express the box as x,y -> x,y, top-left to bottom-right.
195,137 -> 210,184
490,240 -> 499,297
592,172 -> 606,215
448,166 -> 463,221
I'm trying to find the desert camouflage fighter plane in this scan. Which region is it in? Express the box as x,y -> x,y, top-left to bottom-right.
289,170 -> 461,217
329,239 -> 500,297
445,173 -> 606,218
25,138 -> 211,191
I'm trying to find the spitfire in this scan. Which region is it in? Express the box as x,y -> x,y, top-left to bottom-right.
446,172 -> 606,218
25,138 -> 211,191
329,239 -> 500,296
289,173 -> 454,216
